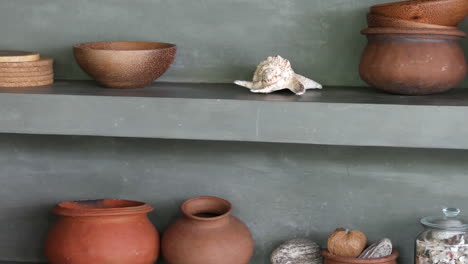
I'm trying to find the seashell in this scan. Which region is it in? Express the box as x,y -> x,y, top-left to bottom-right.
271,238 -> 322,264
358,238 -> 393,259
235,55 -> 322,95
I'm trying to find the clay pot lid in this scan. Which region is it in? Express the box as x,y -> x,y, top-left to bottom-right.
181,196 -> 233,221
52,199 -> 154,217
322,249 -> 399,263
361,27 -> 467,37
74,41 -> 176,51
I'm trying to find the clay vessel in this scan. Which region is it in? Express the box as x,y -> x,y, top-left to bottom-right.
359,27 -> 467,95
367,14 -> 457,29
322,249 -> 399,264
370,0 -> 468,26
74,41 -> 176,88
45,199 -> 159,264
162,196 -> 254,264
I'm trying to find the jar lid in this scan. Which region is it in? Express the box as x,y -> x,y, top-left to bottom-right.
421,208 -> 468,231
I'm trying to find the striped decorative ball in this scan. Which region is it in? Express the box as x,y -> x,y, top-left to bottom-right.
271,238 -> 322,264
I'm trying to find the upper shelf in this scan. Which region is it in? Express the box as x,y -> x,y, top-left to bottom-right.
0,80 -> 467,149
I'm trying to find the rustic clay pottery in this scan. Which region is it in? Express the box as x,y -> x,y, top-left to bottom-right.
359,27 -> 467,95
322,249 -> 399,264
367,14 -> 457,29
162,196 -> 254,264
370,0 -> 468,26
45,199 -> 159,264
74,41 -> 176,88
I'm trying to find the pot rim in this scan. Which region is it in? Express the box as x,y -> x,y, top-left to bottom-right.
52,199 -> 154,217
366,14 -> 458,30
73,41 -> 177,52
322,249 -> 399,263
361,27 -> 466,37
371,0 -> 459,9
181,196 -> 233,221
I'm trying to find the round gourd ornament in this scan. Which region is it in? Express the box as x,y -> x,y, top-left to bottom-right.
327,228 -> 367,257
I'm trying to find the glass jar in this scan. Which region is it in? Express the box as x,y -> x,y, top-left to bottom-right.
416,208 -> 468,264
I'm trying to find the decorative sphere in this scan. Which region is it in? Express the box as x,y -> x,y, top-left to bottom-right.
271,238 -> 322,264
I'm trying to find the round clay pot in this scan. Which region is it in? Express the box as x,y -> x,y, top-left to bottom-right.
45,199 -> 159,264
367,14 -> 457,29
322,249 -> 399,264
359,27 -> 467,95
74,41 -> 176,88
370,0 -> 468,26
161,196 -> 254,264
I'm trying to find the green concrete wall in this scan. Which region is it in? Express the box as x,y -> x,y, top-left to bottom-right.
1,0 -> 467,87
1,134 -> 468,263
0,1 -> 468,264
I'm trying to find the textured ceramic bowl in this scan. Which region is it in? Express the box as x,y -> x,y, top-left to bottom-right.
74,41 -> 176,88
370,0 -> 468,26
359,27 -> 467,95
367,14 -> 457,29
322,249 -> 399,264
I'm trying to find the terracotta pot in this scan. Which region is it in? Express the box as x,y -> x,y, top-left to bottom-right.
322,249 -> 399,264
74,41 -> 176,88
45,199 -> 159,264
359,27 -> 467,95
367,14 -> 457,29
162,196 -> 254,264
370,0 -> 468,26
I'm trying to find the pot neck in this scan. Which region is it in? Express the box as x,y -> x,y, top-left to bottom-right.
181,196 -> 233,225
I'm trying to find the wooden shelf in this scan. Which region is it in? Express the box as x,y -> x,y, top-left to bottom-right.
0,80 -> 466,149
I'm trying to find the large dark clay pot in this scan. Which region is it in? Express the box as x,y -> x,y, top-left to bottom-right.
360,27 -> 467,95
162,196 -> 254,264
45,199 -> 159,264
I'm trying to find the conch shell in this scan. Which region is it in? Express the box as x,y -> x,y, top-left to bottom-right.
235,55 -> 322,95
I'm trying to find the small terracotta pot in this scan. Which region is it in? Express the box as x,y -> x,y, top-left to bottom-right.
45,199 -> 159,264
322,249 -> 399,264
367,14 -> 457,29
162,196 -> 254,264
370,0 -> 468,26
359,27 -> 467,95
74,41 -> 176,88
